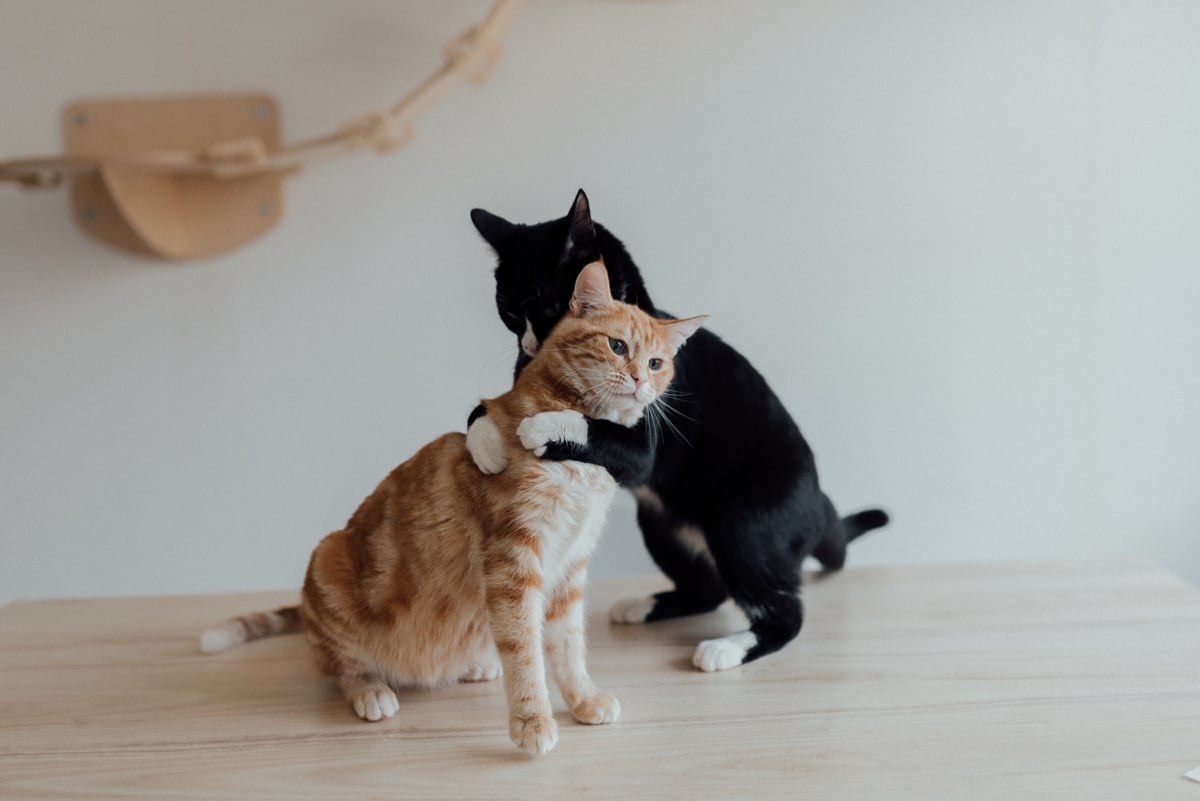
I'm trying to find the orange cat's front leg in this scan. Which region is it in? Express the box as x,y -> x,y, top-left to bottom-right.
484,531 -> 557,755
545,568 -> 620,725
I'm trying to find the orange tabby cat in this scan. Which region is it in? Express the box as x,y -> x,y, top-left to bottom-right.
200,261 -> 703,755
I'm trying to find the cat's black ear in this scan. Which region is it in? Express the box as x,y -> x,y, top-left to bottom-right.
471,208 -> 517,251
562,189 -> 597,259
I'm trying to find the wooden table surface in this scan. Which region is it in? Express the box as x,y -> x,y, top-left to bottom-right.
2,560 -> 1199,800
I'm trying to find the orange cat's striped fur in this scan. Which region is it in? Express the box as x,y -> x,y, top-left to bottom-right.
201,262 -> 703,755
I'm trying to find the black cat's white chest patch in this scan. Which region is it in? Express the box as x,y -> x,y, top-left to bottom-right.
520,318 -> 539,358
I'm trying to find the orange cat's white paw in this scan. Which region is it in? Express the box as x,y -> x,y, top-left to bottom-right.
350,687 -> 399,722
466,414 -> 508,474
692,632 -> 757,672
517,410 -> 588,456
460,661 -> 502,682
509,713 -> 558,755
571,692 -> 620,725
609,595 -> 655,624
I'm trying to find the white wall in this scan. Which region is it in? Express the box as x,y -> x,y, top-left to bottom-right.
2,0 -> 1198,604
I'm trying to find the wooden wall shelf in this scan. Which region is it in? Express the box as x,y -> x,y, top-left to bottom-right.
0,0 -> 525,261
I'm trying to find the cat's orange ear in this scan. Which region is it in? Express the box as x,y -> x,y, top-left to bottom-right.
569,261 -> 614,317
661,315 -> 707,354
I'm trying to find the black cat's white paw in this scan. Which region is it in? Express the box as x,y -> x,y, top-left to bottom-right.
692,632 -> 757,672
609,595 -> 656,624
517,410 -> 588,456
466,415 -> 507,474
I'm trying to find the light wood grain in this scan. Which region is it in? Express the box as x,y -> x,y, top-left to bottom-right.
2,561 -> 1198,800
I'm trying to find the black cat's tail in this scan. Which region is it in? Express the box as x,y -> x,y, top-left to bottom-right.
843,508 -> 890,543
811,506 -> 889,572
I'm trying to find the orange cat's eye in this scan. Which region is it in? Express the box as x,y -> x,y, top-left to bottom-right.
608,338 -> 627,356
648,358 -> 664,372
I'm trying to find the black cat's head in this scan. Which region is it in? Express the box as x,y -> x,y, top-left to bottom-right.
471,189 -> 652,374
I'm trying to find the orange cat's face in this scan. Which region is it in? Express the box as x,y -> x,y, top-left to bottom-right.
537,262 -> 703,427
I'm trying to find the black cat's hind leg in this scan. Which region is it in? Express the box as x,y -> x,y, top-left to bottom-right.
693,568 -> 805,672
609,487 -> 728,625
690,506 -> 813,672
696,499 -> 891,670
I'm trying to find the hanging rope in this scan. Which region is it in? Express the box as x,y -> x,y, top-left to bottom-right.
0,0 -> 525,188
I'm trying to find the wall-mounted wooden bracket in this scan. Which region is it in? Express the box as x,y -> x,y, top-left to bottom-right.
64,95 -> 284,260
0,0 -> 526,262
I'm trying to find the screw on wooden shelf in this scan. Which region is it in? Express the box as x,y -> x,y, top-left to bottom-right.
254,104 -> 272,121
259,202 -> 274,217
81,208 -> 96,224
75,112 -> 89,127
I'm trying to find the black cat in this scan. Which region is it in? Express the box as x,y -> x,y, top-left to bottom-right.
467,190 -> 888,671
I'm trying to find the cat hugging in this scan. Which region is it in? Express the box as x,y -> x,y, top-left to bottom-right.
201,190 -> 888,756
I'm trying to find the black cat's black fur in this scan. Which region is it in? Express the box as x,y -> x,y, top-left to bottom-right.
468,190 -> 888,669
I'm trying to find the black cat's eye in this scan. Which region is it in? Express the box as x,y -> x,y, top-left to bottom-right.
608,337 -> 627,356
648,358 -> 664,372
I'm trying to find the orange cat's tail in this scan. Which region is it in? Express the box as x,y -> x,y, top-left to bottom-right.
199,606 -> 302,654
